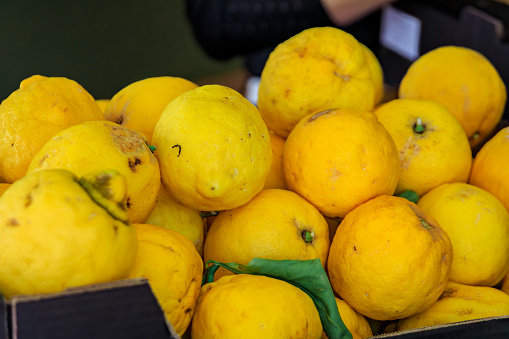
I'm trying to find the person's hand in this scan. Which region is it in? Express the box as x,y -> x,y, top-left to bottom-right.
320,0 -> 396,26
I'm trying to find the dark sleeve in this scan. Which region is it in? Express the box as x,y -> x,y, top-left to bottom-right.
185,0 -> 335,60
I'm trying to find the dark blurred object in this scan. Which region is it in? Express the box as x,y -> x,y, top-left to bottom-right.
0,0 -> 242,102
378,0 -> 509,119
186,0 -> 385,77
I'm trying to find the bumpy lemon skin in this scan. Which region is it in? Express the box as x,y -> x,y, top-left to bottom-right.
258,26 -> 376,138
27,121 -> 160,224
152,84 -> 272,212
104,76 -> 198,143
191,274 -> 323,339
418,182 -> 509,287
283,108 -> 400,219
469,126 -> 509,213
145,185 -> 206,257
397,281 -> 509,331
374,99 -> 472,197
399,46 -> 506,147
0,75 -> 104,183
0,169 -> 137,299
203,188 -> 330,280
327,195 -> 453,321
127,223 -> 203,337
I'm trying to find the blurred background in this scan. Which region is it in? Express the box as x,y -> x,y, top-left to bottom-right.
0,0 -> 245,101
1,0 -> 509,111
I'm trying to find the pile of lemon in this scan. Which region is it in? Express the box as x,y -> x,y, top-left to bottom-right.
1,26 -> 509,339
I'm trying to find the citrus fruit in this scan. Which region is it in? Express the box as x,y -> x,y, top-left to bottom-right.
469,126 -> 509,212
327,195 -> 453,321
417,182 -> 509,286
152,84 -> 272,212
0,75 -> 104,183
397,281 -> 509,331
145,184 -> 206,257
96,99 -> 110,113
0,183 -> 10,197
191,274 -> 323,339
204,189 -> 329,280
127,223 -> 203,336
27,120 -> 160,223
374,98 -> 472,197
361,43 -> 384,106
283,108 -> 400,219
263,131 -> 287,190
399,46 -> 506,147
104,76 -> 198,143
0,169 -> 137,299
322,298 -> 373,339
258,26 -> 377,138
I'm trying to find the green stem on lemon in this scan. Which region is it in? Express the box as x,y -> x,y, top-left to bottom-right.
302,230 -> 314,243
414,117 -> 425,133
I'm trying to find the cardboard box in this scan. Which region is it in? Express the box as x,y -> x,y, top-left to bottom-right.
0,278 -> 180,339
374,316 -> 509,338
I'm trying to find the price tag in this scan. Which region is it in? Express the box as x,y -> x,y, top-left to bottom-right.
380,5 -> 422,61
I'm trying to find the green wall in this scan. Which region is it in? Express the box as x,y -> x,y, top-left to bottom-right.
0,0 -> 242,101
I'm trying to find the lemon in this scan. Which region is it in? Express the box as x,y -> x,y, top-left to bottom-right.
191,274 -> 323,338
374,99 -> 472,197
283,108 -> 400,219
328,195 -> 453,321
418,182 -> 509,286
145,184 -> 206,257
152,84 -> 272,212
127,223 -> 203,336
0,75 -> 104,183
258,26 -> 376,138
204,189 -> 330,281
399,46 -> 506,147
104,76 -> 198,143
397,281 -> 509,331
27,121 -> 160,223
0,169 -> 137,299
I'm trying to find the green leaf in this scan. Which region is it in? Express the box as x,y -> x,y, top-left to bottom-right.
398,190 -> 420,204
203,258 -> 352,339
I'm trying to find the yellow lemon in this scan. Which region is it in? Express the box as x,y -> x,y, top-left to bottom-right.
283,108 -> 400,219
96,99 -> 110,113
399,46 -> 507,147
191,274 -> 323,339
104,76 -> 198,143
127,223 -> 203,336
0,169 -> 137,299
263,131 -> 287,190
258,26 -> 376,138
417,182 -> 509,286
322,298 -> 373,339
27,121 -> 160,223
362,43 -> 384,106
204,189 -> 330,281
152,84 -> 272,212
0,75 -> 104,183
327,195 -> 453,321
145,184 -> 206,257
0,183 -> 10,197
374,99 -> 472,197
469,126 -> 509,212
397,281 -> 509,331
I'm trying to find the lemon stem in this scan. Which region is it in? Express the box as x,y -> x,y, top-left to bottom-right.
420,219 -> 431,230
302,230 -> 314,243
148,145 -> 156,153
414,117 -> 425,133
